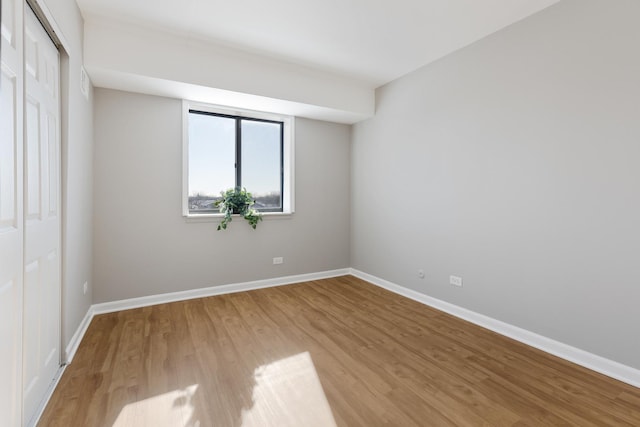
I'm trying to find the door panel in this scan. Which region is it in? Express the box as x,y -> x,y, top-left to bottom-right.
0,0 -> 24,425
0,64 -> 18,228
22,4 -> 61,424
23,259 -> 41,397
47,113 -> 57,215
25,97 -> 41,219
1,0 -> 17,50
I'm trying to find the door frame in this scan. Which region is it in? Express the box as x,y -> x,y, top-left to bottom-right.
22,1 -> 69,425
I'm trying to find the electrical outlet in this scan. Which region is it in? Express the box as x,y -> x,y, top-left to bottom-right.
83,281 -> 88,295
273,257 -> 284,265
417,269 -> 425,279
449,275 -> 463,287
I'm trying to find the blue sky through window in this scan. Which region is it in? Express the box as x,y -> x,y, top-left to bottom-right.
188,112 -> 282,198
188,113 -> 235,197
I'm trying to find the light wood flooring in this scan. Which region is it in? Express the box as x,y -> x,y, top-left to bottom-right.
40,275 -> 640,426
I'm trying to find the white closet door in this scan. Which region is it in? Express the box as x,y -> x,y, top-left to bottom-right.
0,0 -> 25,425
22,4 -> 61,424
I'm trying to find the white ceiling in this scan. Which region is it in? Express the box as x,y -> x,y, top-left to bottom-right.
76,0 -> 560,88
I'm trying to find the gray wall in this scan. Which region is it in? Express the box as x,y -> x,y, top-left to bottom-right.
93,89 -> 350,303
41,0 -> 94,351
351,0 -> 640,369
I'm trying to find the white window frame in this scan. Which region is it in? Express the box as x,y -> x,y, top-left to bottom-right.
182,100 -> 295,219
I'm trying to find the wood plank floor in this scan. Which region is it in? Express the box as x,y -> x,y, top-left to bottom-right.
40,275 -> 640,426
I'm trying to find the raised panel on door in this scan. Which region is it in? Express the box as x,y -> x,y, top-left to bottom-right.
22,4 -> 61,425
0,63 -> 18,229
47,113 -> 57,216
25,97 -> 41,219
1,0 -> 17,50
23,260 -> 42,402
0,0 -> 24,425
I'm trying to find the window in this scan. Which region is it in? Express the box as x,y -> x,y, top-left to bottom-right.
183,102 -> 294,216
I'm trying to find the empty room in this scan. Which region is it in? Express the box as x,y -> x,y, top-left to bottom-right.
1,0 -> 639,425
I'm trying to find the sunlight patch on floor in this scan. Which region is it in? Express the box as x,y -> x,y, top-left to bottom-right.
112,384 -> 199,427
241,352 -> 337,427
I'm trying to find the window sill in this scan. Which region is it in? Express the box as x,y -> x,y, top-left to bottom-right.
184,212 -> 293,223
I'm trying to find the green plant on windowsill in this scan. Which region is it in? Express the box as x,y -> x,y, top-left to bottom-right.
214,187 -> 263,230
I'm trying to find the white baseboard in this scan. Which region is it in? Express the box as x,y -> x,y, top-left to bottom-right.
63,267 -> 639,389
65,268 -> 351,364
28,364 -> 66,427
91,268 -> 350,315
65,306 -> 95,363
349,268 -> 640,389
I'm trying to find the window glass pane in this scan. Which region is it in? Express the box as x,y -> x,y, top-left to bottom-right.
241,120 -> 282,211
188,112 -> 235,212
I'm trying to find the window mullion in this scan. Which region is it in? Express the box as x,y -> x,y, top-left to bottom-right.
280,123 -> 284,207
235,118 -> 242,189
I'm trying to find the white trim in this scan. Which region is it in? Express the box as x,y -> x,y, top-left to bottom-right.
64,306 -> 95,363
27,365 -> 66,427
182,100 -> 190,216
57,264 -> 640,420
186,100 -> 294,123
284,116 -> 295,213
29,0 -> 70,50
64,268 -> 349,366
181,100 -> 295,218
92,268 -> 349,315
184,211 -> 294,223
349,268 -> 640,389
